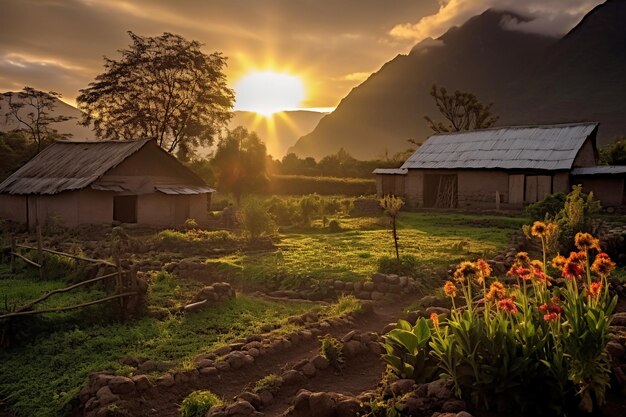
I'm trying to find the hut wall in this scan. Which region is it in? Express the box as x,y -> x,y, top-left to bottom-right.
573,138 -> 596,167
137,193 -> 174,226
457,171 -> 509,208
189,194 -> 210,224
78,189 -> 113,225
0,194 -> 27,223
575,177 -> 625,207
404,170 -> 424,208
553,172 -> 570,194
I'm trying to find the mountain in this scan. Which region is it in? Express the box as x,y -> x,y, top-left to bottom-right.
229,110 -> 326,158
0,92 -> 96,140
290,0 -> 626,159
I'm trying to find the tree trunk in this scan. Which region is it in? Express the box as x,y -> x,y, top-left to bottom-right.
392,217 -> 400,263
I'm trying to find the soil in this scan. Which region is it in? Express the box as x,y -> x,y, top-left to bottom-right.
111,295 -> 418,417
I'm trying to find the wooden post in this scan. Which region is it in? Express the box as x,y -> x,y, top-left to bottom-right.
10,237 -> 16,273
115,254 -> 126,318
495,190 -> 501,211
36,225 -> 43,280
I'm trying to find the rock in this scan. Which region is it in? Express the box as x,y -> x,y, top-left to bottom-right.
334,281 -> 346,290
120,356 -> 140,368
456,412 -> 474,417
403,396 -> 426,413
399,276 -> 409,287
390,379 -> 415,395
419,295 -> 438,307
385,275 -> 400,285
200,366 -> 219,376
342,340 -> 365,356
237,392 -> 263,410
311,355 -> 330,370
336,397 -> 362,417
301,363 -> 317,378
341,330 -> 358,343
372,273 -> 387,283
442,400 -> 466,413
424,306 -> 450,317
226,352 -> 248,369
226,400 -> 256,416
215,361 -> 231,372
131,375 -> 151,391
607,341 -> 625,360
308,392 -> 337,417
293,390 -> 313,417
367,341 -> 382,355
95,386 -> 119,405
247,348 -> 261,358
363,282 -> 375,291
208,405 -> 227,417
427,380 -> 453,400
196,358 -> 214,368
214,345 -> 232,356
84,397 -> 99,412
371,291 -> 385,301
156,373 -> 175,387
257,390 -> 274,407
282,370 -> 306,385
382,323 -> 397,334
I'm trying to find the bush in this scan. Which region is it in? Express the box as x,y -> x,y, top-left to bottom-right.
328,219 -> 341,232
268,174 -> 375,196
319,335 -> 344,371
385,225 -> 617,415
525,193 -> 566,220
377,254 -> 419,277
331,294 -> 362,315
242,199 -> 276,240
253,374 -> 282,394
158,229 -> 236,249
179,390 -> 222,417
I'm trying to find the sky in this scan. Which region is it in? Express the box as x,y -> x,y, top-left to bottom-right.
0,0 -> 604,112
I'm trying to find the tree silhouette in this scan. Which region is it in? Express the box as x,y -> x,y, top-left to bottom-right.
78,31 -> 234,160
424,84 -> 498,133
3,87 -> 71,152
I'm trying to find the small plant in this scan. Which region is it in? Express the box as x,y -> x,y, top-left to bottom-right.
328,219 -> 341,232
332,294 -> 362,315
319,335 -> 344,371
242,198 -> 276,240
378,254 -> 418,277
184,218 -> 198,230
526,193 -> 566,220
179,390 -> 222,417
253,373 -> 282,394
382,318 -> 438,382
380,195 -> 404,263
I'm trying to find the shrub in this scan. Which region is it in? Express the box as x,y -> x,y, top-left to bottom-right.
299,194 -> 322,226
158,229 -> 237,250
328,219 -> 341,232
319,335 -> 344,371
331,294 -> 362,315
384,224 -> 617,415
526,193 -> 566,220
378,254 -> 419,277
265,195 -> 299,226
179,390 -> 222,417
242,199 -> 276,240
253,374 -> 282,394
383,318 -> 438,383
184,218 -> 199,230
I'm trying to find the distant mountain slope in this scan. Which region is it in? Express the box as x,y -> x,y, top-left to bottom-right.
0,92 -> 96,140
290,0 -> 626,159
229,110 -> 325,157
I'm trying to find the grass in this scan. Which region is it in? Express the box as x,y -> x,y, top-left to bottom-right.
207,212 -> 527,290
0,291 -> 315,417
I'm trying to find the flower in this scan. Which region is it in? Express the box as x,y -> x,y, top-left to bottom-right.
551,255 -> 567,270
475,259 -> 492,284
508,266 -> 532,281
543,313 -> 560,321
567,251 -> 587,264
498,298 -> 518,314
532,267 -> 551,286
585,281 -> 603,298
485,281 -> 506,301
531,221 -> 548,237
539,302 -> 562,320
430,312 -> 439,328
453,261 -> 479,283
574,232 -> 601,251
515,252 -> 531,266
443,281 -> 458,297
530,260 -> 544,270
562,261 -> 584,281
591,253 -> 616,278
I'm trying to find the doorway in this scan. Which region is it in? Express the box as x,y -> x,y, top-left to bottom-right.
424,174 -> 458,208
113,195 -> 137,223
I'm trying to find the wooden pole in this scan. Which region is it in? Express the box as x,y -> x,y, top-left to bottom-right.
10,237 -> 16,273
36,225 -> 43,280
15,244 -> 115,267
115,254 -> 125,314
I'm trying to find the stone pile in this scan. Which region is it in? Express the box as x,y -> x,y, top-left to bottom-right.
184,282 -> 236,313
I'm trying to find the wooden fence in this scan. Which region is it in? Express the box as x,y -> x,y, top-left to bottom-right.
1,226 -> 139,320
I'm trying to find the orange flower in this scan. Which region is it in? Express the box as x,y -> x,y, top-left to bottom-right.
531,221 -> 548,237
530,260 -> 544,270
485,281 -> 506,301
430,312 -> 439,328
574,232 -> 601,251
539,302 -> 562,320
453,261 -> 479,283
515,252 -> 531,266
591,253 -> 616,278
443,281 -> 458,297
498,298 -> 518,314
475,259 -> 492,283
585,281 -> 603,298
543,313 -> 560,321
562,261 -> 584,281
509,266 -> 532,281
551,255 -> 567,270
568,251 -> 587,264
532,267 -> 551,286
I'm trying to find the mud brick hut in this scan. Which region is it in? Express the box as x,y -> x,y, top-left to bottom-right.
0,139 -> 215,228
374,122 -> 626,209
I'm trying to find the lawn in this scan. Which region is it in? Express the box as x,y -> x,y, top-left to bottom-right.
207,212 -> 528,289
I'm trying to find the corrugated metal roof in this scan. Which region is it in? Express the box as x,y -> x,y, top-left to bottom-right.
372,168 -> 408,175
156,185 -> 215,195
400,122 -> 598,171
571,166 -> 626,175
0,139 -> 212,195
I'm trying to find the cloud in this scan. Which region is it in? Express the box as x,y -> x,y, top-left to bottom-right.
389,0 -> 604,41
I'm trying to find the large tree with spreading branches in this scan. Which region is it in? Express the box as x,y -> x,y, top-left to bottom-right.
77,31 -> 234,160
424,84 -> 498,133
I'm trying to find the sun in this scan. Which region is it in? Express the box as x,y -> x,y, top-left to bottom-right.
234,71 -> 305,116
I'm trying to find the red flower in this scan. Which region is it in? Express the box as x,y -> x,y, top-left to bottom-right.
543,313 -> 559,321
585,281 -> 603,298
591,253 -> 616,278
562,261 -> 584,281
498,298 -> 518,314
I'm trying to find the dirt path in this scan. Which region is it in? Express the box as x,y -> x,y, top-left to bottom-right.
122,295 -> 418,417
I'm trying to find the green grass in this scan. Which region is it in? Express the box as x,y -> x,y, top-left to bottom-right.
0,293 -> 314,417
208,212 -> 527,290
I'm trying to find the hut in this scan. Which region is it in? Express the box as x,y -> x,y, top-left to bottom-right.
374,122 -> 626,209
0,139 -> 215,228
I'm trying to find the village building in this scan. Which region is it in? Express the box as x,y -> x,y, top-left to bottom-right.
0,139 -> 214,228
374,122 -> 626,209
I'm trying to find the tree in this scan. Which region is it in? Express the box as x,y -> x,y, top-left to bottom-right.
212,127 -> 269,204
3,87 -> 71,152
424,84 -> 498,133
380,195 -> 405,263
599,136 -> 626,165
0,131 -> 37,180
77,31 -> 234,160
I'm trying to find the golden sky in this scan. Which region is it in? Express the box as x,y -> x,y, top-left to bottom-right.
0,0 -> 603,111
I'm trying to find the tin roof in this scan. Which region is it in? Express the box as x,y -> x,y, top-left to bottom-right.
571,166 -> 626,175
372,168 -> 408,175
400,122 -> 599,171
0,139 -> 212,195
